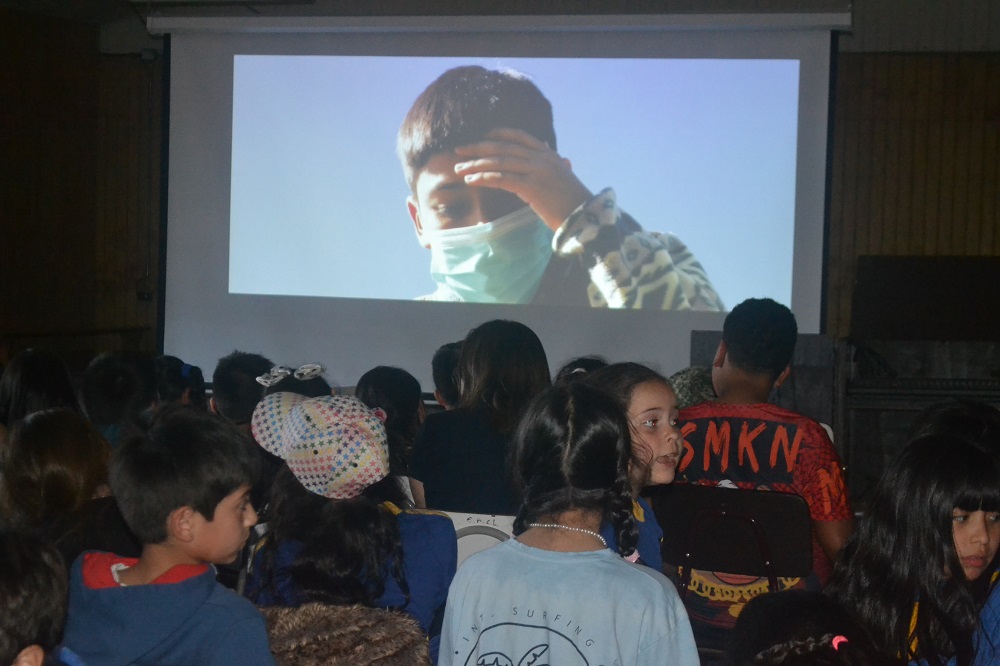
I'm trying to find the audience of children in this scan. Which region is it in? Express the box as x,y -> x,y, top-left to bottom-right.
409,318 -> 550,514
553,354 -> 609,384
430,341 -> 462,410
61,407 -> 274,665
245,393 -> 456,660
79,351 -> 155,447
209,350 -> 274,430
355,365 -> 425,479
0,530 -> 78,666
4,312 -> 1000,665
439,382 -> 698,665
827,433 -> 1000,665
583,361 -> 681,571
0,348 -> 79,429
153,354 -> 207,411
0,409 -> 139,568
676,297 -> 854,649
728,590 -> 880,666
669,365 -> 717,409
252,362 -> 337,518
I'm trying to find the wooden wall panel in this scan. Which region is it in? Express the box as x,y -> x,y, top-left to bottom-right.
94,55 -> 161,354
0,9 -> 99,345
826,53 -> 1000,338
0,9 -> 159,367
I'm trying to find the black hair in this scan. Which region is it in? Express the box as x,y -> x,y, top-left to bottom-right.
0,349 -> 78,427
554,355 -> 610,385
109,406 -> 259,544
728,590 -> 881,666
456,319 -> 551,433
154,355 -> 207,410
80,351 -> 155,432
722,297 -> 798,382
0,529 -> 67,664
827,435 -> 1000,665
211,350 -> 273,425
0,409 -> 110,527
252,465 -> 411,609
909,400 -> 1000,457
510,383 -> 637,558
431,341 -> 462,409
397,65 -> 557,190
355,366 -> 422,477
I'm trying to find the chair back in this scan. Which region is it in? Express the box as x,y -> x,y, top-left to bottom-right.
647,483 -> 813,598
445,512 -> 516,566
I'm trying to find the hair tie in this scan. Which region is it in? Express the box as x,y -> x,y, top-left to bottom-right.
181,363 -> 192,379
831,636 -> 848,651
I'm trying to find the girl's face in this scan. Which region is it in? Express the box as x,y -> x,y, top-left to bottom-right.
952,507 -> 1000,580
627,381 -> 682,488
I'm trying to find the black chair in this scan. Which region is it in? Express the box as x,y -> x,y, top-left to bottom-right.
646,483 -> 814,663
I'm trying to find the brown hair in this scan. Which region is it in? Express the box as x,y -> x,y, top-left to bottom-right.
0,409 -> 109,526
455,320 -> 551,433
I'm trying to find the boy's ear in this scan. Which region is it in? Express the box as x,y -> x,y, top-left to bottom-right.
773,364 -> 792,389
12,645 -> 45,666
712,340 -> 727,368
407,197 -> 431,249
208,396 -> 219,414
433,389 -> 448,410
167,505 -> 198,544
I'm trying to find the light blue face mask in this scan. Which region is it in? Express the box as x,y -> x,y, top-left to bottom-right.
421,206 -> 554,304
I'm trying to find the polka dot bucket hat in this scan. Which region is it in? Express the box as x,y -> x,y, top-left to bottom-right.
251,392 -> 389,500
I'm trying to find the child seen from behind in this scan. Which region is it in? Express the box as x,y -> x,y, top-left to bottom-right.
61,407 -> 275,665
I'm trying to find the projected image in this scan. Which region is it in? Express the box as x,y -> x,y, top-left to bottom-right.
229,56 -> 800,310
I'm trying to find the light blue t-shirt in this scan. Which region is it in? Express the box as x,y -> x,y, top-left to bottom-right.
440,538 -> 698,666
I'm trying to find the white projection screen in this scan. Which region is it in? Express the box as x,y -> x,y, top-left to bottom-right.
155,14 -> 848,389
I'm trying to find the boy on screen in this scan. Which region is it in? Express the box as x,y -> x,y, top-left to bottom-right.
397,65 -> 725,310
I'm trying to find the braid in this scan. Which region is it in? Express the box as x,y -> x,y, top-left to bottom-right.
754,634 -> 834,664
608,478 -> 637,558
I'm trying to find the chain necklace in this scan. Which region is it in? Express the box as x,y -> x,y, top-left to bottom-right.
527,522 -> 608,548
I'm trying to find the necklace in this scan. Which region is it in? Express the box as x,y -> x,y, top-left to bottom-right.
527,522 -> 607,548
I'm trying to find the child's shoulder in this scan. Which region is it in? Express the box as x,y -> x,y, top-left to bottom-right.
394,505 -> 457,535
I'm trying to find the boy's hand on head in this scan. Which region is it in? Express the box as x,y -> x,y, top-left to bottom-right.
453,128 -> 593,232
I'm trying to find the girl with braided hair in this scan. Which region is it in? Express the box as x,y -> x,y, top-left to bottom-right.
728,590 -> 879,666
439,382 -> 698,666
584,362 -> 682,570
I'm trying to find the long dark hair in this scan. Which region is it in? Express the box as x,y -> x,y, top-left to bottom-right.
827,435 -> 1000,665
253,465 -> 411,609
355,366 -> 422,477
456,319 -> 550,433
510,383 -> 637,557
0,349 -> 78,427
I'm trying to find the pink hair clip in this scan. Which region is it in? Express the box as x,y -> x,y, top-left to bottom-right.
831,635 -> 848,651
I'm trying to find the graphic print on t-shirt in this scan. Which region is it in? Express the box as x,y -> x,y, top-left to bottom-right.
463,622 -> 590,666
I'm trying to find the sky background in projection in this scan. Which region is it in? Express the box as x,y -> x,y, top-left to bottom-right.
229,55 -> 800,308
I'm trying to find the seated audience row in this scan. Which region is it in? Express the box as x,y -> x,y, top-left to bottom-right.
2,304 -> 999,666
